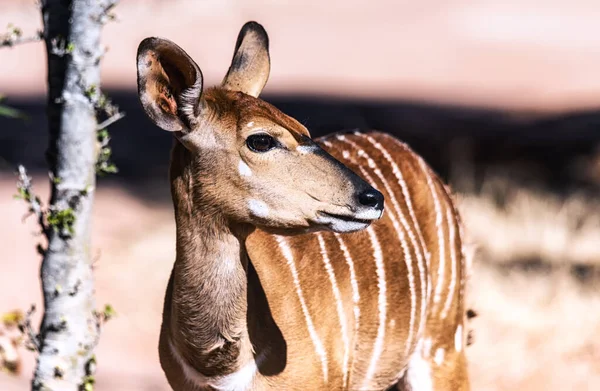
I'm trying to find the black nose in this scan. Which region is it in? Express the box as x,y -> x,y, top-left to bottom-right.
357,188 -> 384,210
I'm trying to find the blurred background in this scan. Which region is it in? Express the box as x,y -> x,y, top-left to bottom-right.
2,0 -> 600,389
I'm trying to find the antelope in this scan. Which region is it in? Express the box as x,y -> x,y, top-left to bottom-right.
136,21 -> 470,391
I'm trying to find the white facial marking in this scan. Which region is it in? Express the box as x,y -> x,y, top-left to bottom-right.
434,348 -> 445,366
246,121 -> 254,127
296,145 -> 318,155
314,214 -> 369,233
353,207 -> 383,221
238,160 -> 252,177
275,236 -> 328,382
455,324 -> 463,352
168,337 -> 257,391
247,199 -> 269,218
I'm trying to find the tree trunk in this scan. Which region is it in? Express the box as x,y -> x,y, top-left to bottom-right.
33,1 -> 113,389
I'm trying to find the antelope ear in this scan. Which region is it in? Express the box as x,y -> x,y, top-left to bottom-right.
136,37 -> 203,132
222,21 -> 270,98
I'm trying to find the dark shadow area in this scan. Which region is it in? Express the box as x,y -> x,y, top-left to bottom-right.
2,90 -> 600,203
246,260 -> 287,376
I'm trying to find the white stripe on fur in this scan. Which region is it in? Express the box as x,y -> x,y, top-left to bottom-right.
275,236 -> 328,382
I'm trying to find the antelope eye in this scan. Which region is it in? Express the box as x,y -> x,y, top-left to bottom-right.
246,134 -> 276,153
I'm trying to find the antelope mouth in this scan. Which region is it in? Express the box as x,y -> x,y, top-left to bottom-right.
314,211 -> 379,233
319,211 -> 374,225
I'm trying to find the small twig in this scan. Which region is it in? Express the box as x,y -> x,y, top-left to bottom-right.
83,83 -> 123,175
101,0 -> 120,10
97,132 -> 110,150
16,165 -> 48,237
90,304 -> 116,350
89,87 -> 121,117
0,27 -> 43,49
49,36 -> 73,57
96,111 -> 125,130
18,305 -> 40,352
82,81 -> 124,119
94,1 -> 119,24
91,249 -> 102,270
95,128 -> 118,175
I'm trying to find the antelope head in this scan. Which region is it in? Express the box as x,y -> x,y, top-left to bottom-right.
136,22 -> 384,233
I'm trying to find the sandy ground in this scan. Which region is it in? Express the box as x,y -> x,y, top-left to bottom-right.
1,174 -> 600,390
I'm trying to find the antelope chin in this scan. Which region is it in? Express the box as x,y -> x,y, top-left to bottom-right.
314,211 -> 379,233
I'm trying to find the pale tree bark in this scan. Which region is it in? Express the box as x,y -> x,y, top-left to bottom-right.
32,1 -> 119,390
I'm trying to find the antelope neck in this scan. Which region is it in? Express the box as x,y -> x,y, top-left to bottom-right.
168,144 -> 251,376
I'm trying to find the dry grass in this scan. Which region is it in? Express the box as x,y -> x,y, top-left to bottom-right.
456,175 -> 600,390
466,262 -> 600,390
458,179 -> 600,267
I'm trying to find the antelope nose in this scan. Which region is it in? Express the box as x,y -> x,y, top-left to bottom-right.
357,188 -> 384,211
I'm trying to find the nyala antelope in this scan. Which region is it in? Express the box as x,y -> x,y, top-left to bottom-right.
136,21 -> 470,391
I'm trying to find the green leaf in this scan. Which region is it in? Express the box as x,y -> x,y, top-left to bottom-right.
97,128 -> 109,141
95,128 -> 118,175
82,375 -> 95,391
47,208 -> 76,234
0,103 -> 25,119
0,94 -> 27,119
102,304 -> 116,321
85,84 -> 97,98
14,187 -> 29,200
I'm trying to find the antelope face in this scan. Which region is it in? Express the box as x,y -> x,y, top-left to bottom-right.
137,22 -> 384,233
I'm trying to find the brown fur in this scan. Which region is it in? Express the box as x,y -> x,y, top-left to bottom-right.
137,21 -> 470,391
158,128 -> 470,390
244,132 -> 470,390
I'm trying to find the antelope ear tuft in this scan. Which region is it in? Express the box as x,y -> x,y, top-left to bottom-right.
137,37 -> 203,132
